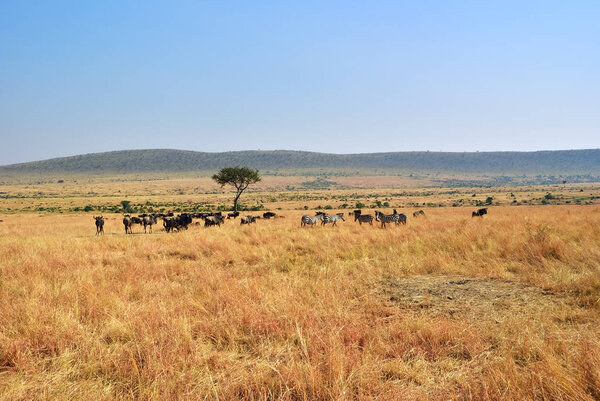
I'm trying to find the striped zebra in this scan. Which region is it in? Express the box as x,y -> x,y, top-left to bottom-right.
375,211 -> 398,228
354,213 -> 374,225
301,214 -> 324,227
322,213 -> 345,227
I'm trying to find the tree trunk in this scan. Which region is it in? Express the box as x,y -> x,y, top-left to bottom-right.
233,191 -> 242,212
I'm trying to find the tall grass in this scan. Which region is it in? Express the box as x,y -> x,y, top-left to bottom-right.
0,205 -> 599,399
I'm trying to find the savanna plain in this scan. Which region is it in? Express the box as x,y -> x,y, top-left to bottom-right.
1,175 -> 600,400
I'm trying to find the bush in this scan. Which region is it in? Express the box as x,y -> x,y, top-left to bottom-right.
120,200 -> 133,213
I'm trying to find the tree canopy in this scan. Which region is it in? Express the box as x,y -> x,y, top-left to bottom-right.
212,167 -> 261,211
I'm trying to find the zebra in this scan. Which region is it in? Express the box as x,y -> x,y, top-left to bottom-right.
398,213 -> 407,225
301,214 -> 324,227
322,213 -> 345,227
413,210 -> 425,217
354,213 -> 374,225
375,211 -> 406,228
375,211 -> 397,228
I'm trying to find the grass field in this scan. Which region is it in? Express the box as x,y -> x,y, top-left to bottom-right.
1,179 -> 600,400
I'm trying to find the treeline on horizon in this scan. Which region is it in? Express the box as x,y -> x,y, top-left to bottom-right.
1,149 -> 599,175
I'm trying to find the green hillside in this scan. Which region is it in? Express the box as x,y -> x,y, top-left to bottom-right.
0,149 -> 599,176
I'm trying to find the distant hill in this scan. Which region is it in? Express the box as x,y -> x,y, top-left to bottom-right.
0,149 -> 599,176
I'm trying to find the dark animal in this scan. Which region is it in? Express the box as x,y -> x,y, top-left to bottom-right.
123,215 -> 133,234
413,210 -> 425,217
472,208 -> 488,217
205,214 -> 224,227
263,212 -> 276,219
163,216 -> 176,232
241,216 -> 257,225
163,213 -> 193,232
398,213 -> 407,225
141,214 -> 157,233
227,211 -> 240,219
94,216 -> 104,235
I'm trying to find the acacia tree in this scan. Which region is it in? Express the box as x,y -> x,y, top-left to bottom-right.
212,167 -> 261,212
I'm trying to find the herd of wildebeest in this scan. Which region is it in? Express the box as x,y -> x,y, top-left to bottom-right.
92,207 -> 489,235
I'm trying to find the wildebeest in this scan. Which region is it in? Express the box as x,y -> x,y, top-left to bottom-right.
472,208 -> 488,217
301,214 -> 324,227
123,215 -> 133,234
354,213 -> 374,225
163,213 -> 193,232
263,212 -> 276,219
241,216 -> 257,225
227,211 -> 240,219
322,213 -> 345,227
140,214 -> 157,233
413,210 -> 425,217
205,214 -> 225,227
94,216 -> 104,235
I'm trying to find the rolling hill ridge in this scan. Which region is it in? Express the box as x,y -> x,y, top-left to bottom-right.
1,149 -> 599,176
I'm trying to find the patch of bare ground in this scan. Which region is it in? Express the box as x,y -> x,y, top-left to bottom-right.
381,276 -> 588,325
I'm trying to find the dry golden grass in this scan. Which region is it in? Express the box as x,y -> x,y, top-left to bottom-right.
0,204 -> 599,400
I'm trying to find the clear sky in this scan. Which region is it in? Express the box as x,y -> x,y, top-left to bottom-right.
1,1 -> 599,164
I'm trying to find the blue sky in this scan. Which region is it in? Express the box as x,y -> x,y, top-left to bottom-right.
1,1 -> 599,164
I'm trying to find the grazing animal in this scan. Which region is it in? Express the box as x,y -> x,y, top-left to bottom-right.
205,215 -> 224,227
322,213 -> 345,227
123,215 -> 133,234
263,212 -> 276,219
163,216 -> 177,233
141,214 -> 157,233
413,210 -> 425,217
375,211 -> 401,228
94,216 -> 104,235
301,214 -> 324,227
227,211 -> 240,219
354,213 -> 374,225
398,213 -> 407,225
241,216 -> 257,225
163,213 -> 193,232
472,208 -> 488,217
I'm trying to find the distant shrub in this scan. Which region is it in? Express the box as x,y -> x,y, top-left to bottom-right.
545,193 -> 555,200
356,202 -> 366,208
120,200 -> 133,213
